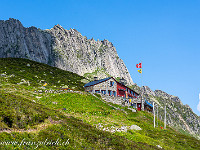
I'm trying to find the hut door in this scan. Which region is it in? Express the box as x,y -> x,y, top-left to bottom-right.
137,103 -> 141,111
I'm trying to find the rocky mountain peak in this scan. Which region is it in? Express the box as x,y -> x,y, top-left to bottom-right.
154,90 -> 181,104
53,24 -> 65,30
5,18 -> 21,25
0,18 -> 23,33
0,18 -> 134,85
101,39 -> 113,48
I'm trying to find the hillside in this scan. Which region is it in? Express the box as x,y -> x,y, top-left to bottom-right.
130,85 -> 200,139
0,58 -> 200,149
0,18 -> 133,85
0,58 -> 85,90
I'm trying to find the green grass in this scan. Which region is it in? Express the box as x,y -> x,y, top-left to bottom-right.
38,92 -> 200,149
0,90 -> 62,129
83,67 -> 111,81
0,91 -> 158,149
0,116 -> 159,149
0,58 -> 200,149
0,58 -> 84,91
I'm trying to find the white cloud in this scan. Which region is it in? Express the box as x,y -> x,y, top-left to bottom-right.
197,93 -> 200,113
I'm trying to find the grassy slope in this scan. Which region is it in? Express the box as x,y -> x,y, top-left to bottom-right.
0,58 -> 84,90
0,91 -> 156,150
0,58 -> 200,149
83,68 -> 111,82
39,92 -> 200,150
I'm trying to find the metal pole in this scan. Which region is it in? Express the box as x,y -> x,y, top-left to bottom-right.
153,102 -> 155,128
164,105 -> 166,129
157,105 -> 158,127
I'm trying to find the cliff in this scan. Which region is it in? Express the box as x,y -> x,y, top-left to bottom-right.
141,86 -> 200,139
0,18 -> 133,85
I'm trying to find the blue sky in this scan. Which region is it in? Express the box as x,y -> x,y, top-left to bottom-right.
1,0 -> 200,115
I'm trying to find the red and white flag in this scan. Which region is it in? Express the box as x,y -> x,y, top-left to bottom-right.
136,63 -> 142,68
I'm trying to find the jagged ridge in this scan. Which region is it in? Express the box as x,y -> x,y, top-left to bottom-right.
0,18 -> 133,85
141,86 -> 200,138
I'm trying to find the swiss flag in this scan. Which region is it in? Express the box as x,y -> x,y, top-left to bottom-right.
136,63 -> 142,68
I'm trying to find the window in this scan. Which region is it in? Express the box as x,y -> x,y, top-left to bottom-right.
108,90 -> 112,96
113,91 -> 116,97
95,90 -> 100,93
110,81 -> 114,87
101,90 -> 106,94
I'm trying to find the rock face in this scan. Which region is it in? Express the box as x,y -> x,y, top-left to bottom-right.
0,18 -> 133,85
141,86 -> 200,138
142,86 -> 156,96
0,18 -> 53,64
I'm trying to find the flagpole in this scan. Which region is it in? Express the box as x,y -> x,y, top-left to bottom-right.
136,61 -> 143,111
141,61 -> 143,111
